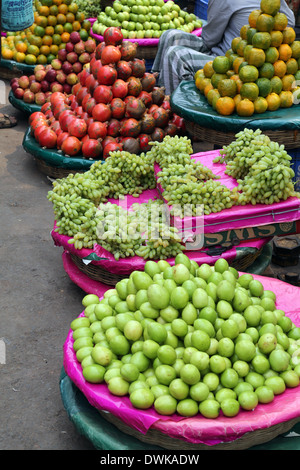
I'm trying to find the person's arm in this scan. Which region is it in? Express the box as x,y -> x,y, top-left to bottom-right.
201,0 -> 233,49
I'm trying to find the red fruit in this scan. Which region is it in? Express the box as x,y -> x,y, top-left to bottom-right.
130,58 -> 146,78
82,138 -> 103,159
141,113 -> 156,134
93,84 -> 113,104
37,127 -> 57,148
102,136 -> 117,148
82,93 -> 92,111
85,74 -> 98,94
148,104 -> 159,115
151,86 -> 166,106
138,90 -> 153,107
126,97 -> 146,120
116,60 -> 132,80
110,97 -> 126,119
141,73 -> 157,92
52,101 -> 68,120
103,141 -> 123,159
164,122 -> 178,136
84,39 -> 96,53
57,132 -> 70,149
68,118 -> 87,138
72,82 -> 82,96
88,121 -> 107,140
127,76 -> 142,97
107,118 -> 121,137
161,99 -> 172,111
97,65 -> 118,86
152,107 -> 170,128
121,136 -> 141,154
29,111 -> 46,125
61,136 -> 82,156
101,45 -> 121,65
13,88 -> 25,99
119,118 -> 142,137
91,59 -> 103,79
76,86 -> 89,106
111,79 -> 128,99
78,68 -> 90,86
41,102 -> 51,114
59,110 -> 75,131
50,120 -> 62,135
85,97 -> 97,116
170,113 -> 185,130
95,41 -> 106,60
69,31 -> 81,44
92,102 -> 112,122
138,133 -> 151,152
103,27 -> 123,46
151,127 -> 165,142
119,41 -> 138,61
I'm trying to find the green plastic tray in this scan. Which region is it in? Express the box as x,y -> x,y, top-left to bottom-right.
9,90 -> 41,115
171,80 -> 300,133
0,58 -> 35,75
22,127 -> 101,171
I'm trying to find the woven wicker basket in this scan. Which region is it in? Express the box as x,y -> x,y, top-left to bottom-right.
69,247 -> 262,287
98,410 -> 300,450
34,158 -> 83,179
185,120 -> 300,150
136,46 -> 158,60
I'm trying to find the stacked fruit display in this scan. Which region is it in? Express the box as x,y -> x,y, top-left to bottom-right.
1,0 -> 91,65
69,255 -> 300,418
194,0 -> 300,116
11,36 -> 96,105
29,27 -> 186,159
92,0 -> 202,39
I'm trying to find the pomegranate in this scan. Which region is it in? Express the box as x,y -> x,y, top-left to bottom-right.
95,42 -> 106,59
138,134 -> 151,152
88,121 -> 107,140
110,97 -> 126,119
125,97 -> 146,120
152,107 -> 170,128
91,60 -> 103,79
121,137 -> 140,154
151,127 -> 166,142
148,104 -> 159,115
76,86 -> 89,106
103,27 -> 123,46
97,65 -> 117,86
119,41 -> 138,61
103,141 -> 123,159
92,103 -> 112,122
85,97 -> 97,116
29,112 -> 46,125
101,45 -> 121,65
85,39 -> 96,53
93,84 -> 113,104
59,110 -> 75,131
37,127 -> 57,148
164,122 -> 178,137
102,136 -> 117,148
82,138 -> 103,159
111,79 -> 128,99
57,132 -> 70,149
127,76 -> 142,97
68,118 -> 87,138
116,60 -> 132,80
107,118 -> 121,137
138,90 -> 153,107
151,86 -> 166,106
119,118 -> 142,137
61,135 -> 82,156
161,98 -> 172,112
141,73 -> 157,92
141,113 -> 156,134
130,58 -> 146,78
82,93 -> 92,111
85,74 -> 98,94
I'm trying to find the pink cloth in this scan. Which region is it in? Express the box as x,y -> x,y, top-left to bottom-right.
63,272 -> 300,446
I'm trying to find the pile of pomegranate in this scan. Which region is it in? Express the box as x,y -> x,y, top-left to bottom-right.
11,33 -> 97,107
29,26 -> 185,160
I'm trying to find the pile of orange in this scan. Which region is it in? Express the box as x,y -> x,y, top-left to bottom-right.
1,0 -> 91,65
195,0 -> 300,117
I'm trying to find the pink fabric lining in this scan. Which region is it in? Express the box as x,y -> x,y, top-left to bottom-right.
63,273 -> 300,446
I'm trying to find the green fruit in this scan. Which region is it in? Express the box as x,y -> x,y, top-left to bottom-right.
189,382 -> 210,402
154,394 -> 178,415
155,364 -> 176,385
238,390 -> 258,411
214,258 -> 229,273
216,280 -> 235,301
130,388 -> 155,409
147,321 -> 167,344
269,349 -> 290,372
199,399 -> 220,418
180,363 -> 201,385
120,363 -> 140,382
169,378 -> 190,399
108,376 -> 130,396
177,398 -> 199,417
132,271 -> 153,290
82,364 -> 106,383
173,263 -> 191,284
220,398 -> 240,417
170,287 -> 189,309
157,345 -> 177,365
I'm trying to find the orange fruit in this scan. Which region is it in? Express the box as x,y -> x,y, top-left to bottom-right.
273,12 -> 288,31
247,28 -> 257,45
291,41 -> 300,60
194,69 -> 204,81
256,14 -> 275,32
36,15 -> 48,28
231,37 -> 242,53
270,75 -> 283,94
52,34 -> 62,45
265,46 -> 279,63
45,26 -> 55,36
260,0 -> 281,16
204,82 -> 214,97
42,35 -> 53,46
207,89 -> 220,108
270,30 -> 283,47
49,5 -> 59,15
279,90 -> 294,107
213,56 -> 231,74
278,43 -> 292,61
254,96 -> 268,113
240,82 -> 259,101
236,99 -> 255,116
240,25 -> 250,40
2,48 -> 14,60
266,92 -> 281,111
215,96 -> 235,116
259,62 -> 275,79
76,12 -> 85,23
72,21 -> 81,32
211,73 -> 228,88
233,56 -> 245,74
256,77 -> 272,97
243,45 -> 254,62
273,60 -> 287,78
40,44 -> 50,55
226,69 -> 235,78
230,74 -> 243,93
15,41 -> 27,53
50,44 -> 59,55
25,54 -> 37,65
195,76 -> 211,93
286,58 -> 298,75
61,32 -> 70,43
239,65 -> 259,83
63,22 -> 73,33
282,27 -> 296,45
252,32 -> 271,50
15,51 -> 26,62
203,61 -> 215,78
248,10 -> 262,28
66,12 -> 75,23
38,5 -> 50,16
47,16 -> 58,27
34,25 -> 46,37
58,3 -> 68,14
233,94 -> 242,107
248,47 -> 266,67
281,74 -> 295,91
27,44 -> 40,56
54,24 -> 64,35
236,39 -> 248,57
57,13 -> 66,25
68,2 -> 79,14
218,78 -> 237,97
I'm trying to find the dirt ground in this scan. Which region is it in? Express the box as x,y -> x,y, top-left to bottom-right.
0,77 -> 299,451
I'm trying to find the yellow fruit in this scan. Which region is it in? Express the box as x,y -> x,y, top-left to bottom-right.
217,78 -> 237,97
239,65 -> 259,83
248,47 -> 266,67
256,13 -> 275,32
213,56 -> 231,74
240,82 -> 259,101
215,96 -> 235,116
252,32 -> 272,50
282,27 -> 296,45
249,9 -> 262,28
254,96 -> 268,113
266,92 -> 281,111
236,99 -> 255,116
260,0 -> 281,16
279,90 -> 294,107
273,12 -> 288,31
203,61 -> 215,78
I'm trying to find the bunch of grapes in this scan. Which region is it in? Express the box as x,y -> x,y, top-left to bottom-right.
148,135 -> 194,168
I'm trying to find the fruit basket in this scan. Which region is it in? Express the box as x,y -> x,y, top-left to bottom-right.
171,81 -> 300,149
22,127 -> 99,179
8,90 -> 41,115
0,58 -> 35,78
62,271 -> 300,450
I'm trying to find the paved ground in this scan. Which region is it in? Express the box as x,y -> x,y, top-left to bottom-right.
0,78 -> 299,451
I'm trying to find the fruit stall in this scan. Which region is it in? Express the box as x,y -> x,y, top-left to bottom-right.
1,0 -> 300,452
